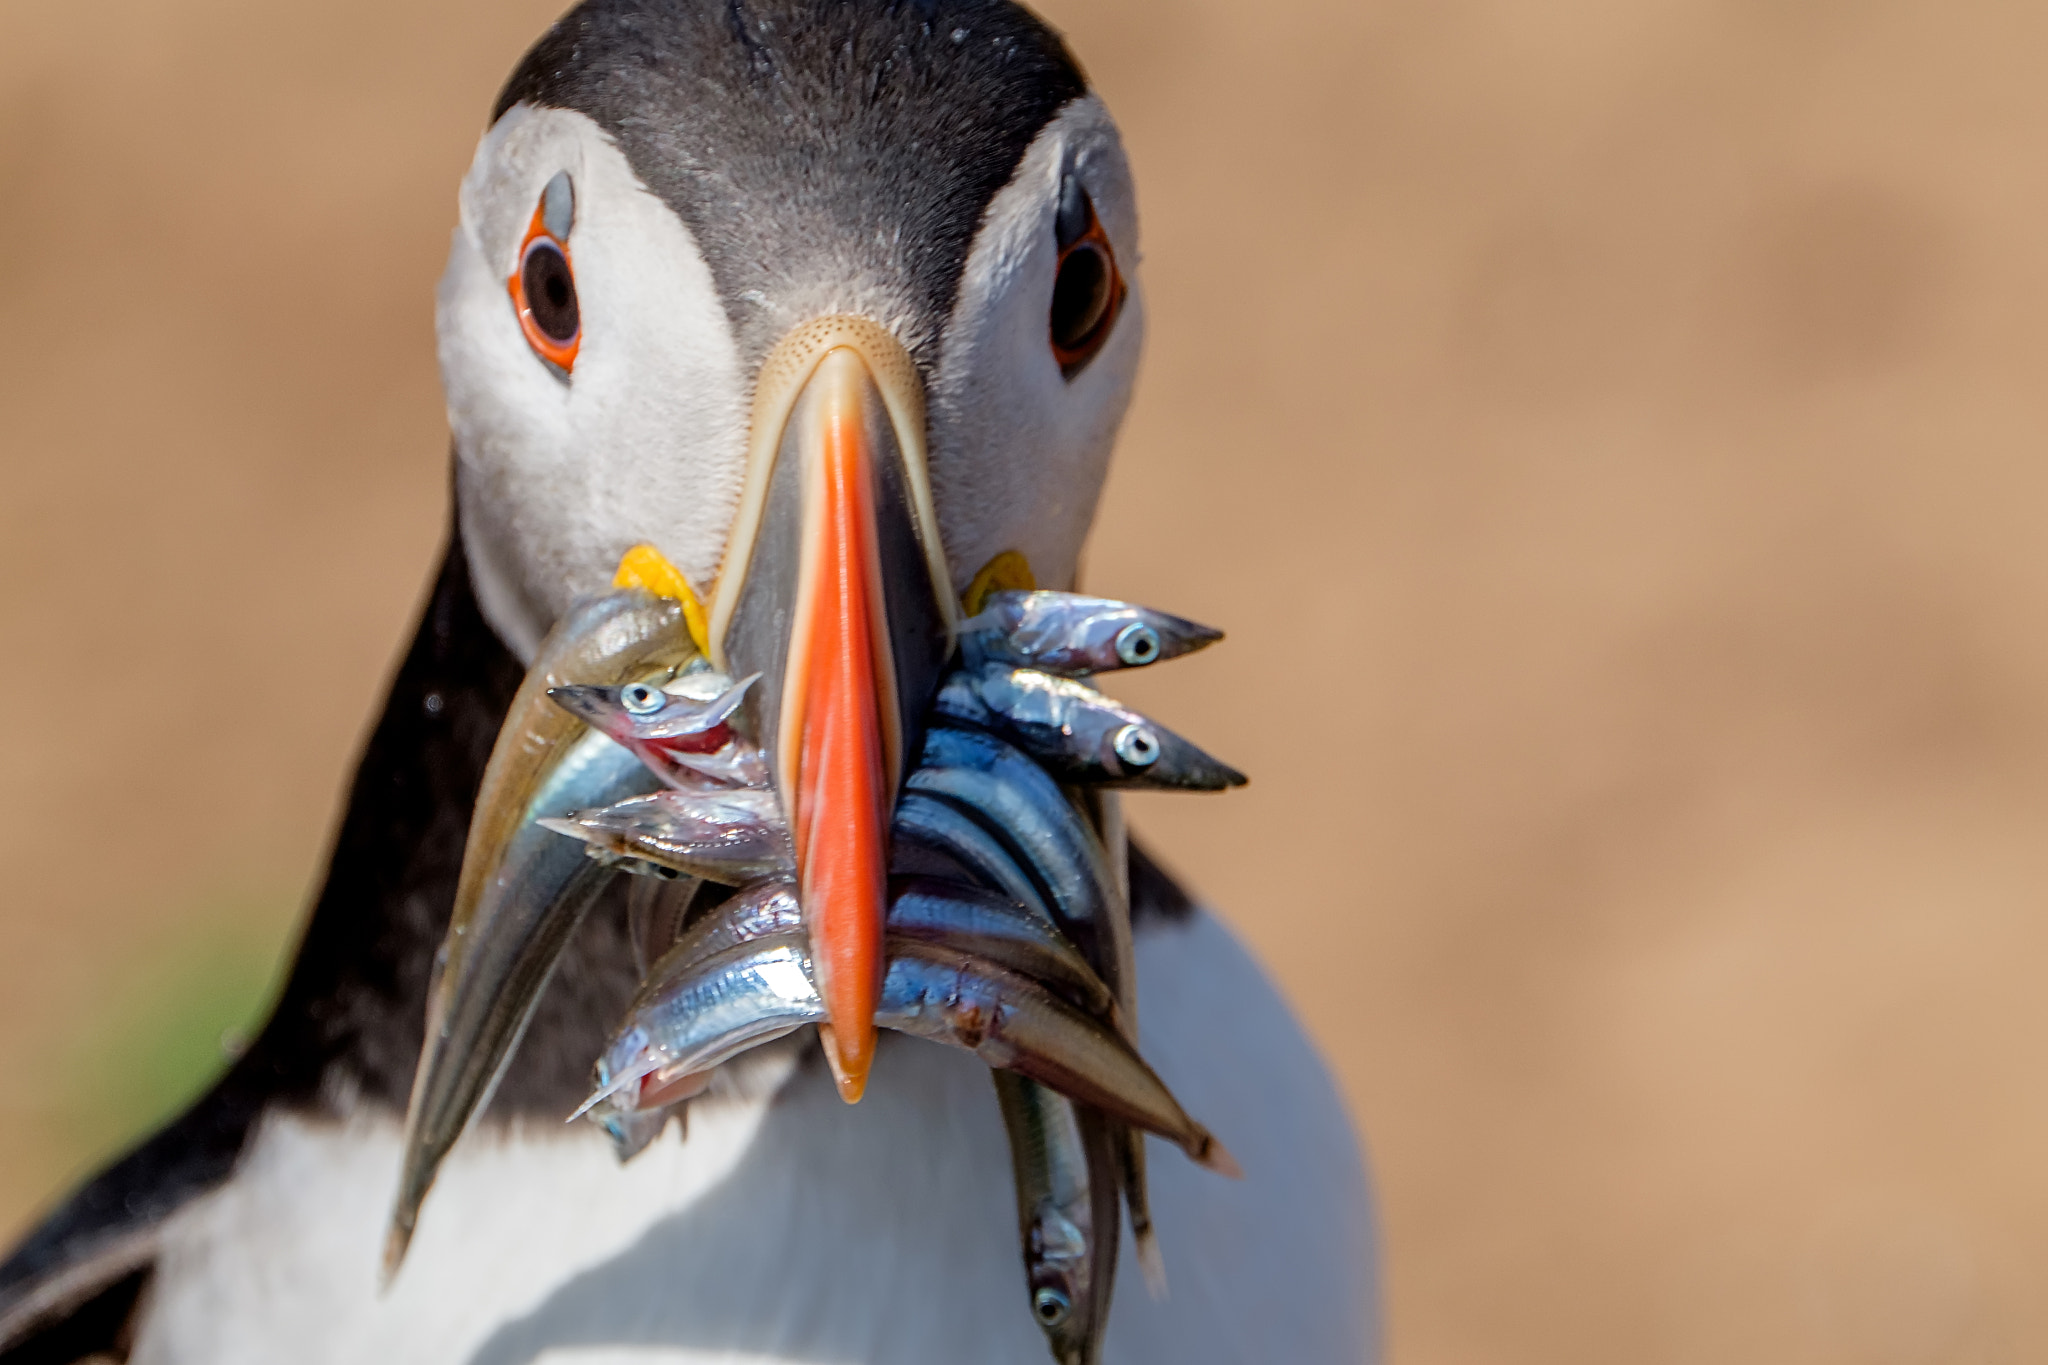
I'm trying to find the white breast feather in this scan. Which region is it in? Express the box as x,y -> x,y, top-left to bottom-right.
129,911 -> 1379,1364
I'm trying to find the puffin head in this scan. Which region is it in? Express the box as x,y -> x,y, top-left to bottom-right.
437,0 -> 1144,1100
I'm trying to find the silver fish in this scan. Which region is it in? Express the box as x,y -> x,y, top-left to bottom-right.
591,882 -> 802,1159
875,941 -> 1238,1174
583,883 -> 803,1145
547,672 -> 767,790
892,756 -> 1153,1300
916,712 -> 1175,1301
538,786 -> 791,885
934,665 -> 1247,791
909,727 -> 1113,920
887,879 -> 1118,1024
1080,788 -> 1163,1297
583,934 -> 1232,1173
891,789 -> 1057,923
663,735 -> 772,788
961,590 -> 1222,677
388,591 -> 690,1276
994,1073 -> 1120,1365
392,727 -> 651,1253
910,727 -> 1121,985
548,671 -> 757,740
644,880 -> 804,984
912,728 -> 1164,1260
581,936 -> 823,1123
600,1103 -> 678,1164
626,877 -> 1114,1046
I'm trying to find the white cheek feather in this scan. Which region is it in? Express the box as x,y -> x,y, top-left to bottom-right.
929,96 -> 1144,594
440,105 -> 749,663
129,912 -> 1378,1364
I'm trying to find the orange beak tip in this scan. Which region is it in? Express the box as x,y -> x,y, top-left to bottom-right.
819,1022 -> 875,1104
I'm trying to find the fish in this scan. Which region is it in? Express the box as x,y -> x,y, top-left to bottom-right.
644,880 -> 805,983
896,746 -> 1164,1272
662,735 -> 772,789
961,590 -> 1222,677
993,1073 -> 1121,1365
591,883 -> 804,1159
582,934 -> 1233,1174
909,726 -> 1122,985
886,879 -> 1118,1024
582,936 -> 824,1125
910,730 -> 1158,1229
547,671 -> 767,789
623,877 -> 1115,1056
388,588 -> 691,1275
909,727 -> 1170,1278
1076,787 -> 1164,1296
598,1102 -> 678,1164
891,789 -> 1058,923
538,786 -> 791,885
933,665 -> 1247,791
548,670 -> 757,741
875,941 -> 1237,1174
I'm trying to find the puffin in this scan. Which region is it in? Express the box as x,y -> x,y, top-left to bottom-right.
0,2 -> 1378,1361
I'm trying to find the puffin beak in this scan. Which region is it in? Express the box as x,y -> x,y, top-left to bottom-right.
709,318 -> 956,1103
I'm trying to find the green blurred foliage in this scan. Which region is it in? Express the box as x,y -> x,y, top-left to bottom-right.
56,908 -> 290,1174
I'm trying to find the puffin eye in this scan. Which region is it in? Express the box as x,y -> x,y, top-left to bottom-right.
1049,174 -> 1124,380
620,683 -> 666,716
1032,1286 -> 1072,1326
522,242 -> 578,343
508,171 -> 581,375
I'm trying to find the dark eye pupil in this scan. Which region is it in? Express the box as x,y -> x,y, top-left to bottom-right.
523,241 -> 580,344
1033,1287 -> 1071,1325
1050,244 -> 1112,353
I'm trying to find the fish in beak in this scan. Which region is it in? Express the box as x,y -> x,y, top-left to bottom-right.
709,317 -> 957,1103
387,587 -> 694,1276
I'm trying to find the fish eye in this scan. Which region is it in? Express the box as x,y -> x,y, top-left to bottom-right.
508,171 -> 581,376
1113,723 -> 1161,768
1114,621 -> 1161,666
621,683 -> 667,716
1049,173 -> 1124,380
1032,1286 -> 1072,1326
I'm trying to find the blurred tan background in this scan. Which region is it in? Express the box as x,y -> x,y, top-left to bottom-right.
6,0 -> 2048,1360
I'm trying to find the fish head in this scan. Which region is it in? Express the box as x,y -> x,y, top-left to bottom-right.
541,682 -> 641,741
972,591 -> 1225,675
1102,718 -> 1249,792
547,673 -> 757,748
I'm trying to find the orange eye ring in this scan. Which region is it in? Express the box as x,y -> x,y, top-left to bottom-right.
508,194 -> 581,375
1049,195 -> 1125,380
